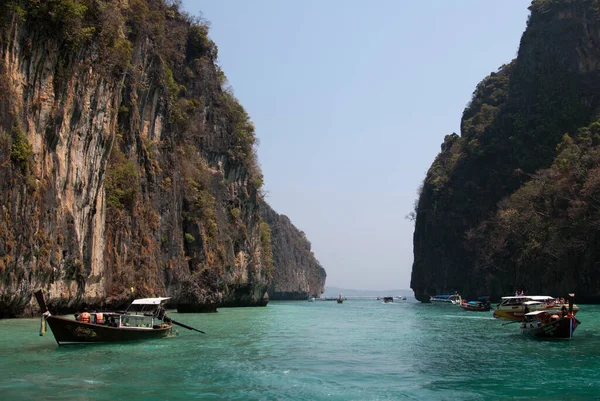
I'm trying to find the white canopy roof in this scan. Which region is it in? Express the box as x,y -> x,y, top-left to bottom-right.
131,297 -> 170,305
500,296 -> 554,300
525,310 -> 552,316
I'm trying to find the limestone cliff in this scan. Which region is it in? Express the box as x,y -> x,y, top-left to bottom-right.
411,0 -> 600,302
261,203 -> 326,300
0,0 -> 324,317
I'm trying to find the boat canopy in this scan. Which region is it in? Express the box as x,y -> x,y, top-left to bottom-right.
500,296 -> 554,300
525,310 -> 552,316
432,294 -> 457,298
523,301 -> 544,305
131,297 -> 171,305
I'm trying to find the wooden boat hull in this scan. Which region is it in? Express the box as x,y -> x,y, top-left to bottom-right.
460,304 -> 491,312
46,316 -> 172,345
520,316 -> 581,339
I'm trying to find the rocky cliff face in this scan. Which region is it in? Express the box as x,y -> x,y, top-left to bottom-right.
261,203 -> 326,300
411,0 -> 600,302
0,0 -> 323,317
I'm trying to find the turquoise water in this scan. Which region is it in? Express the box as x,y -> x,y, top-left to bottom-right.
1,299 -> 599,400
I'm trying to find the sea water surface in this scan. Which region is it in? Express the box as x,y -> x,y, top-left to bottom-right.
1,299 -> 599,400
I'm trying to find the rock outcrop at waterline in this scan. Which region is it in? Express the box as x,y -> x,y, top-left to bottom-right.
0,0 -> 325,317
411,0 -> 600,303
261,203 -> 326,300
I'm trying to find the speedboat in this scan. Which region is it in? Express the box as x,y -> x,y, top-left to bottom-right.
520,295 -> 580,339
383,297 -> 394,303
493,295 -> 579,321
34,290 -> 204,346
430,294 -> 461,304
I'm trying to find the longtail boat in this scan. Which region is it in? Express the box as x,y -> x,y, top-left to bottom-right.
34,290 -> 204,346
460,296 -> 491,312
519,294 -> 580,339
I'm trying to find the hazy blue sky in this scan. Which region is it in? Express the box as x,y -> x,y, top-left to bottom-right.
181,0 -> 532,290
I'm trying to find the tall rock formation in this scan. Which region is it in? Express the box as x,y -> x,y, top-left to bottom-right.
411,0 -> 600,302
261,203 -> 326,300
0,0 -> 325,316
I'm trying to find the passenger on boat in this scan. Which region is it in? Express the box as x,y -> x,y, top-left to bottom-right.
561,305 -> 568,317
79,310 -> 91,323
96,312 -> 104,324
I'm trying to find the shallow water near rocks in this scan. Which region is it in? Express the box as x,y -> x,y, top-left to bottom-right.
1,299 -> 599,400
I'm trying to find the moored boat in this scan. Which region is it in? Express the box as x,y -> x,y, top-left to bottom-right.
493,295 -> 579,321
337,294 -> 344,304
35,290 -> 204,346
520,295 -> 580,339
383,297 -> 393,303
430,294 -> 462,304
460,296 -> 491,312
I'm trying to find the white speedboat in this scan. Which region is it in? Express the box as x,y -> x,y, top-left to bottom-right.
429,294 -> 461,304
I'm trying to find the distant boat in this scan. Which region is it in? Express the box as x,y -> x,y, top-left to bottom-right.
308,297 -> 315,302
460,296 -> 491,312
430,294 -> 461,304
383,297 -> 394,303
396,296 -> 407,300
337,294 -> 344,304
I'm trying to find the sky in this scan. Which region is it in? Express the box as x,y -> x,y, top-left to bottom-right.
181,0 -> 532,290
